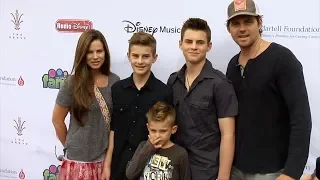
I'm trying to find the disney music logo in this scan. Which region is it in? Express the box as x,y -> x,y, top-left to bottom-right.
122,20 -> 158,35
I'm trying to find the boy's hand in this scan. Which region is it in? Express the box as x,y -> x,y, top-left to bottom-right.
148,135 -> 162,149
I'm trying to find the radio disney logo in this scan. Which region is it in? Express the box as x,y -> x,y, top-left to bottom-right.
56,19 -> 93,33
122,20 -> 181,35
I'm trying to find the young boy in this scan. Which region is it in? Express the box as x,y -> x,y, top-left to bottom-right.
102,32 -> 173,180
126,101 -> 191,180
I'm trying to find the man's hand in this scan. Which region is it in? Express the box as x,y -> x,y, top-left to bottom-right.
148,135 -> 163,149
301,174 -> 313,180
276,174 -> 295,180
301,174 -> 319,180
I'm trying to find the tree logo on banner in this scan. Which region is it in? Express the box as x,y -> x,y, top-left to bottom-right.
42,68 -> 69,89
9,9 -> 26,40
14,117 -> 26,136
11,117 -> 28,145
10,9 -> 23,30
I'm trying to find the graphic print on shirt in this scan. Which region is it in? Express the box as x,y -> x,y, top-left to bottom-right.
141,154 -> 174,180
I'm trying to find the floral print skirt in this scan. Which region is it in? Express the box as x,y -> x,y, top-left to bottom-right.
58,158 -> 103,180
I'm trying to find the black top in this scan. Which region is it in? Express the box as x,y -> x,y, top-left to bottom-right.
226,42 -> 312,180
111,72 -> 173,180
167,60 -> 238,180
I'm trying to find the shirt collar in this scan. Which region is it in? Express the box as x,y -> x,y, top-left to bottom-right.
123,71 -> 156,89
177,59 -> 216,81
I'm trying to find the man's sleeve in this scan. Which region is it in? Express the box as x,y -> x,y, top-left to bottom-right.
276,48 -> 312,179
213,79 -> 238,118
166,73 -> 176,87
165,73 -> 176,107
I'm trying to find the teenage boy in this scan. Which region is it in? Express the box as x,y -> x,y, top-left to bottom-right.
167,18 -> 239,180
102,32 -> 173,180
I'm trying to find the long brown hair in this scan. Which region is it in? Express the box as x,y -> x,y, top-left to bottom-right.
70,29 -> 111,126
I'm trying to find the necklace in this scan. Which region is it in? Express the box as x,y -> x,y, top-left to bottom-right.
253,39 -> 264,59
185,71 -> 192,91
95,74 -> 102,84
186,75 -> 191,89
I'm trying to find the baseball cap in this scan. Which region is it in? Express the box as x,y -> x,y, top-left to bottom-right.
227,0 -> 261,21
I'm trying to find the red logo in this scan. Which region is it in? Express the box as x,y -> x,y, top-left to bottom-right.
18,76 -> 24,86
55,19 -> 93,33
19,169 -> 25,179
234,0 -> 246,11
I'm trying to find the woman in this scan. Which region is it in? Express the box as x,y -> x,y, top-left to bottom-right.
52,29 -> 120,180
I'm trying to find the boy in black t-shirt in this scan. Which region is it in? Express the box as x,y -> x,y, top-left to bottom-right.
126,101 -> 191,180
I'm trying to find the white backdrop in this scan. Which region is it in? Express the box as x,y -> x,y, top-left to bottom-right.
0,0 -> 319,179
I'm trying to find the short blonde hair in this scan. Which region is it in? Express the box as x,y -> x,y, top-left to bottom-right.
146,101 -> 176,126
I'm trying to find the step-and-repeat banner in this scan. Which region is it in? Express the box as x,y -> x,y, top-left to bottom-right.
0,0 -> 319,179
